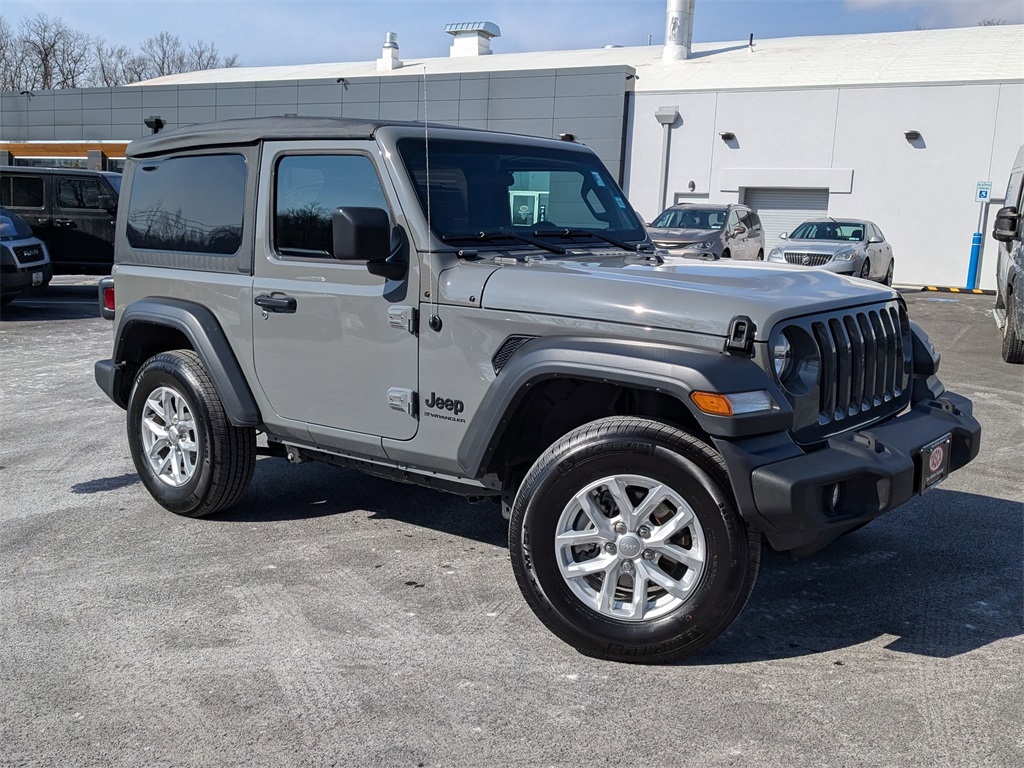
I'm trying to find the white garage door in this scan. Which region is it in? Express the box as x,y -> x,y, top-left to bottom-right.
744,188 -> 830,251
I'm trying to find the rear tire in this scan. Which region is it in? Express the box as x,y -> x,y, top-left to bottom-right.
509,417 -> 760,663
721,249 -> 731,259
1001,296 -> 1024,364
127,350 -> 256,517
756,249 -> 764,261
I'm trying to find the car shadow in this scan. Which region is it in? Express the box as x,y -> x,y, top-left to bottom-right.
192,458 -> 1023,660
696,489 -> 1022,663
71,473 -> 140,494
212,457 -> 508,548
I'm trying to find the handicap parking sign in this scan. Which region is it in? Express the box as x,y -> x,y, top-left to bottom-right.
976,181 -> 993,202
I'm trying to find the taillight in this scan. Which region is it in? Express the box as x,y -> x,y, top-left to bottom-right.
103,286 -> 115,311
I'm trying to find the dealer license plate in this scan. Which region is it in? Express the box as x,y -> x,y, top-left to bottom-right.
31,271 -> 43,287
919,433 -> 951,492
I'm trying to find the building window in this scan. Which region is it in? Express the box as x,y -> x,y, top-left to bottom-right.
126,154 -> 246,255
274,154 -> 388,258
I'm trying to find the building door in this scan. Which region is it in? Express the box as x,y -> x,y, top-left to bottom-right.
743,188 -> 830,252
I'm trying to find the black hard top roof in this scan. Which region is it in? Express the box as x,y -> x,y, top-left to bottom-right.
126,116 -> 482,157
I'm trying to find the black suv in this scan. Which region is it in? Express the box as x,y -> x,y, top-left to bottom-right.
0,166 -> 120,274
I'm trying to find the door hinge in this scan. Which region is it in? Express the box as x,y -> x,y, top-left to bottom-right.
387,387 -> 417,417
388,305 -> 418,334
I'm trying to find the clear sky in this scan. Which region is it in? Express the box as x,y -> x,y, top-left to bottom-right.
3,0 -> 1021,68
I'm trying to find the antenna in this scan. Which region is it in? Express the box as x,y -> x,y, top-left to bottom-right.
423,66 -> 441,332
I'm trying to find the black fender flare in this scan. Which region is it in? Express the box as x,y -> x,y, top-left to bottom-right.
108,297 -> 261,426
459,336 -> 792,477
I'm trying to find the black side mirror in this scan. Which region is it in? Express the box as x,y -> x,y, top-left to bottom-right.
992,206 -> 1020,243
98,194 -> 116,214
331,207 -> 405,279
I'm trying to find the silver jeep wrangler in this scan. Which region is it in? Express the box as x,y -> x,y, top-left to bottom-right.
96,117 -> 981,663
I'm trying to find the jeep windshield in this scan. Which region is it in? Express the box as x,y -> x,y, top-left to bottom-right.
397,138 -> 646,252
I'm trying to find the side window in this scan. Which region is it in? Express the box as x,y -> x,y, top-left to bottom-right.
126,154 -> 246,255
275,154 -> 387,257
725,210 -> 740,233
1,175 -> 45,208
57,177 -> 104,209
737,210 -> 752,229
748,211 -> 762,231
872,224 -> 886,241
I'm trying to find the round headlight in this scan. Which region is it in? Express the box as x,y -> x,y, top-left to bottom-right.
772,334 -> 792,378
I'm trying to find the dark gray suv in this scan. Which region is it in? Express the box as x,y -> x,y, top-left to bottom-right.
647,203 -> 766,260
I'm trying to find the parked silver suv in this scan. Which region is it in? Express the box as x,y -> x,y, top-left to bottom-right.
96,118 -> 980,664
647,203 -> 766,259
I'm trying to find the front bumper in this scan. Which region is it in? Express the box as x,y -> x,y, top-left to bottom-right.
715,390 -> 980,554
0,261 -> 53,297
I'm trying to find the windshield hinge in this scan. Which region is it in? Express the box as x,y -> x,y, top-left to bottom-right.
388,305 -> 418,335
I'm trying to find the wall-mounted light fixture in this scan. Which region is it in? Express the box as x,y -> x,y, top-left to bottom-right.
903,129 -> 921,141
688,180 -> 696,192
719,131 -> 736,142
144,116 -> 165,134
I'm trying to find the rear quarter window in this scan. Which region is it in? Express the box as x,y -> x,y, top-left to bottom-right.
126,154 -> 246,255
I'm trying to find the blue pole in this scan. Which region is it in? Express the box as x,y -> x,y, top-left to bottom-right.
966,232 -> 982,290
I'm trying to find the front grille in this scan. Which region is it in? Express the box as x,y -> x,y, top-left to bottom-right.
782,301 -> 912,443
784,252 -> 832,266
13,244 -> 45,265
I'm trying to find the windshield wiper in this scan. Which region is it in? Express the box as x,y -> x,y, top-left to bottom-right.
532,227 -> 652,253
440,230 -> 566,255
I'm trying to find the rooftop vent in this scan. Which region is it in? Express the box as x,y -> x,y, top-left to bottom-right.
663,0 -> 695,62
377,31 -> 402,71
444,21 -> 501,57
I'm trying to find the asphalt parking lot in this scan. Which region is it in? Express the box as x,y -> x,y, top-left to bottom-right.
1,278 -> 1021,767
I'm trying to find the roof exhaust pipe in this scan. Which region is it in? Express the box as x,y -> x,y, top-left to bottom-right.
663,0 -> 695,62
377,32 -> 402,71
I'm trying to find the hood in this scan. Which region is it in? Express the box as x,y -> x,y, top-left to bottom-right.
779,239 -> 863,254
647,227 -> 718,244
478,253 -> 896,340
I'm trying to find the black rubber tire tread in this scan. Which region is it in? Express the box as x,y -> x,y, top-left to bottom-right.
859,259 -> 871,279
127,350 -> 256,517
885,261 -> 894,286
509,416 -> 761,664
0,294 -> 17,307
756,249 -> 764,261
1001,297 -> 1024,364
721,249 -> 731,259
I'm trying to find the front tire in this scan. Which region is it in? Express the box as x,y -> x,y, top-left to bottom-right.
127,350 -> 256,517
1002,296 -> 1024,364
509,417 -> 760,663
884,260 -> 894,286
859,259 -> 871,280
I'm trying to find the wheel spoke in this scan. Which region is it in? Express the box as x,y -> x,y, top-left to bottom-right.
627,571 -> 648,620
631,483 -> 671,527
603,477 -> 636,528
169,448 -> 183,483
648,504 -> 695,545
597,563 -> 621,613
637,560 -> 692,601
575,492 -> 616,540
155,451 -> 173,477
555,528 -> 606,549
142,416 -> 168,441
650,541 -> 704,571
147,436 -> 169,459
161,391 -> 174,428
563,554 -> 613,579
180,445 -> 196,477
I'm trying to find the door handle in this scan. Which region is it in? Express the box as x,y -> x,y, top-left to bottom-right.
254,293 -> 297,313
54,219 -> 77,228
34,217 -> 53,226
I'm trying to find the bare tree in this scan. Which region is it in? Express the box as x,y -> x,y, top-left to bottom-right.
93,40 -> 148,87
140,31 -> 188,78
1,14 -> 239,90
978,18 -> 1007,26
